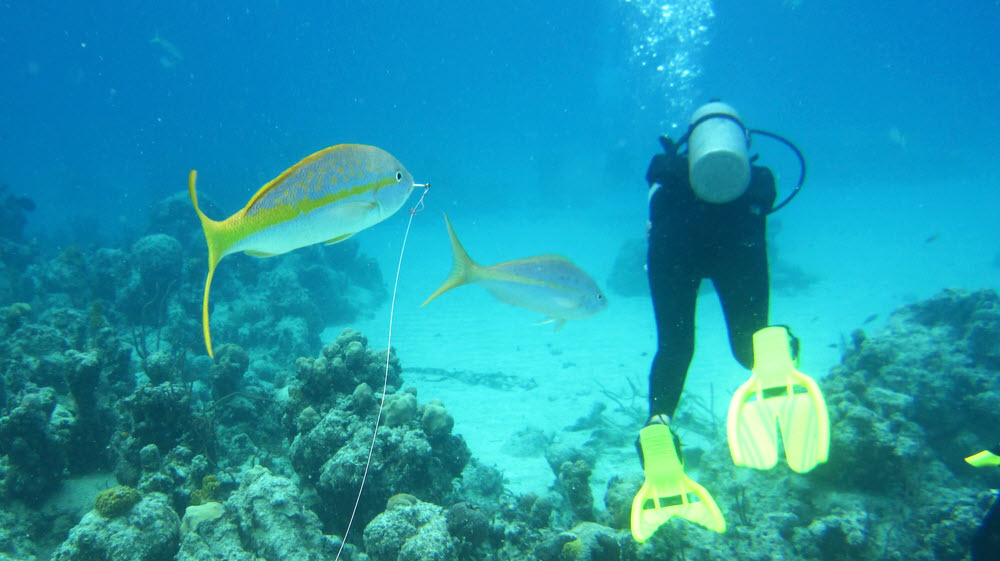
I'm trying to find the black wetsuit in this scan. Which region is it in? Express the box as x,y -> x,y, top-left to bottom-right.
645,146 -> 777,417
973,444 -> 1000,560
975,492 -> 1000,560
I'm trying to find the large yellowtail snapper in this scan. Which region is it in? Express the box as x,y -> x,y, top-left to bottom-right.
189,144 -> 422,357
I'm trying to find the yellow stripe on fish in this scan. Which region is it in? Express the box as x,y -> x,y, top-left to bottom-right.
189,144 -> 417,357
422,212 -> 607,330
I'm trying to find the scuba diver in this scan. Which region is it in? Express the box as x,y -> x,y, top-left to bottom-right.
967,444 -> 1000,560
630,101 -> 829,541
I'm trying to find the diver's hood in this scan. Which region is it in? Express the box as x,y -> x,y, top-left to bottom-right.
687,101 -> 751,204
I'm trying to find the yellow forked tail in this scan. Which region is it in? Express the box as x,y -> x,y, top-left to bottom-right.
421,212 -> 480,307
188,170 -> 225,358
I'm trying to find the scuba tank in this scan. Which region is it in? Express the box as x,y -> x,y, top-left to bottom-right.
669,100 -> 807,214
687,101 -> 751,204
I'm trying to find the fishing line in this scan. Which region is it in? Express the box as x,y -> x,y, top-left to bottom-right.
335,183 -> 430,561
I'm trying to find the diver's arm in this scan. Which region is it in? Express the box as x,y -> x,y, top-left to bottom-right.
646,136 -> 687,188
745,165 -> 778,215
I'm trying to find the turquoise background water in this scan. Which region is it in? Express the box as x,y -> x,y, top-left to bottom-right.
4,2 -> 997,233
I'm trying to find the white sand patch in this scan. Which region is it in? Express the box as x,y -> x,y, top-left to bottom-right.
330,182 -> 1000,499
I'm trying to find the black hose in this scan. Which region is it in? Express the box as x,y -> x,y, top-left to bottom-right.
750,129 -> 806,215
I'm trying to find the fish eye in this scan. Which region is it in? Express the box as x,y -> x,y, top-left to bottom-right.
395,171 -> 403,182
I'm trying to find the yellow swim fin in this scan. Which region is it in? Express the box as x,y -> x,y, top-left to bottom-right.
726,326 -> 830,473
966,446 -> 1000,468
630,424 -> 726,541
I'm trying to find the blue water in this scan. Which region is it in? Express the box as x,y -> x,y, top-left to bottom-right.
4,1 -> 995,233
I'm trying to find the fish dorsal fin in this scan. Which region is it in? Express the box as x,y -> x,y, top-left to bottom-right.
493,253 -> 573,269
532,254 -> 572,263
242,146 -> 345,212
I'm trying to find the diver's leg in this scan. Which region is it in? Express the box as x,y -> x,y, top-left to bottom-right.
713,229 -> 769,370
647,233 -> 701,418
973,494 -> 1000,560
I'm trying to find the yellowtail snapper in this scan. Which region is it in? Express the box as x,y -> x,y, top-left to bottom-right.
422,212 -> 607,329
189,144 -> 422,357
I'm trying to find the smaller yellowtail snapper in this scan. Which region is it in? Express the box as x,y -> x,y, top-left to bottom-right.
422,212 -> 607,329
189,144 -> 426,358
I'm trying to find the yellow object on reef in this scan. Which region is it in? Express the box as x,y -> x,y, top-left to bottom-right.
94,485 -> 141,518
189,144 -> 419,358
966,447 -> 1000,468
727,326 -> 830,473
630,423 -> 726,541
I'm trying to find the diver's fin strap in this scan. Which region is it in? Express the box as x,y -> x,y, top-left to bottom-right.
630,425 -> 726,542
727,326 -> 830,473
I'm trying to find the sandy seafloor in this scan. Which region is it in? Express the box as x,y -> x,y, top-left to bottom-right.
325,174 -> 1000,500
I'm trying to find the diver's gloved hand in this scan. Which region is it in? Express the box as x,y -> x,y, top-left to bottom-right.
646,135 -> 686,186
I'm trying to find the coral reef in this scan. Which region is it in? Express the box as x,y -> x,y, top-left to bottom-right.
188,474 -> 221,506
179,501 -> 224,537
0,183 -> 35,242
535,522 -> 624,561
111,382 -> 201,486
0,387 -> 69,501
3,178 -> 999,561
364,498 -> 457,561
119,234 -> 184,324
51,492 -> 180,561
177,466 -> 335,561
279,328 -> 470,542
556,459 -> 596,523
0,184 -> 37,304
94,485 -> 142,518
199,241 -> 389,360
446,501 -> 491,547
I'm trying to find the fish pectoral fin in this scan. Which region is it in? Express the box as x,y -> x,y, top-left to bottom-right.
553,295 -> 582,309
534,317 -> 567,331
330,201 -> 379,224
324,233 -> 355,245
244,250 -> 280,258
